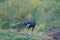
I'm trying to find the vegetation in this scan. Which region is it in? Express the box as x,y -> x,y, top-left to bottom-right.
0,31 -> 38,40
0,0 -> 60,40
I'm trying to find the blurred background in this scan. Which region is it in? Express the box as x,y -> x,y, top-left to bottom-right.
0,0 -> 60,40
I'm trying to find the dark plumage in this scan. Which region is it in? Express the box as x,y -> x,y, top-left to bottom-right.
10,19 -> 36,31
24,19 -> 36,31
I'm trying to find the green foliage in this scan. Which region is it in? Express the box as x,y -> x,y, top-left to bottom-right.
0,0 -> 60,32
0,0 -> 60,39
0,31 -> 38,40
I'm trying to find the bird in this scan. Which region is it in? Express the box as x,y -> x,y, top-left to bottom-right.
24,7 -> 37,31
10,7 -> 37,32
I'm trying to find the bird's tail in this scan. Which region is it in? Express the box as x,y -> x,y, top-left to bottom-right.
10,22 -> 25,28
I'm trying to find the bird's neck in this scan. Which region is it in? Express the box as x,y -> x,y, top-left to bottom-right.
32,7 -> 36,24
33,13 -> 36,23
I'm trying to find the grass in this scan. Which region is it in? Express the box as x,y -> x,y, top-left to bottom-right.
0,29 -> 38,40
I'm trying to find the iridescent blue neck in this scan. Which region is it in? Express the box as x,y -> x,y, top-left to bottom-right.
32,7 -> 36,24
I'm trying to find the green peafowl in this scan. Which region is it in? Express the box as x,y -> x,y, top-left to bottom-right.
10,7 -> 37,32
24,7 -> 36,31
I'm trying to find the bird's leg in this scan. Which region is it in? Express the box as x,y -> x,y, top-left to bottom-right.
32,27 -> 34,31
32,28 -> 34,31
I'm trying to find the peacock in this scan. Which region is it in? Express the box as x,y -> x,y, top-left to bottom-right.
10,7 -> 37,32
24,7 -> 36,31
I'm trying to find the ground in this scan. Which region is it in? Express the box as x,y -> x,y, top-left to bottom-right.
0,29 -> 58,40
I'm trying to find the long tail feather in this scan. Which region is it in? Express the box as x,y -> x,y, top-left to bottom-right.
10,22 -> 25,28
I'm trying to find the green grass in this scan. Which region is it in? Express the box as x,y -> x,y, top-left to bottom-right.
0,31 -> 38,40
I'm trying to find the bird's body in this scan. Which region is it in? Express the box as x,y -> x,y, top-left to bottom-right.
24,19 -> 36,31
10,18 -> 36,31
